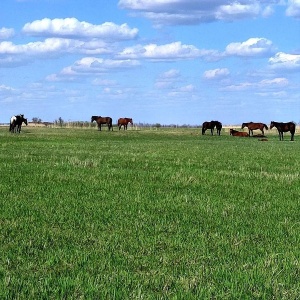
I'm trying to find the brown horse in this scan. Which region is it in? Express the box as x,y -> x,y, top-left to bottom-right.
202,120 -> 222,135
118,118 -> 133,130
91,116 -> 113,131
270,121 -> 295,141
230,129 -> 249,137
241,122 -> 268,136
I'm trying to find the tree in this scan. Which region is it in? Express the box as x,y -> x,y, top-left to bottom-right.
32,117 -> 42,124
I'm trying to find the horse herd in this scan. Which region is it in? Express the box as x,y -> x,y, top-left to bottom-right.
8,114 -> 296,141
202,120 -> 296,141
91,116 -> 133,131
8,114 -> 133,133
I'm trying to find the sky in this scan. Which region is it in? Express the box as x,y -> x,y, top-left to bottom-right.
0,0 -> 299,125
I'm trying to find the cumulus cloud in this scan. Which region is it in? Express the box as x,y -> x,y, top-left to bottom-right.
118,0 -> 277,25
47,57 -> 140,81
22,18 -> 138,41
155,69 -> 181,89
215,2 -> 261,21
223,77 -> 289,91
118,41 -> 216,61
203,68 -> 230,80
0,84 -> 15,93
286,0 -> 300,18
225,38 -> 274,57
160,69 -> 181,79
0,38 -> 113,67
269,52 -> 300,69
0,27 -> 15,39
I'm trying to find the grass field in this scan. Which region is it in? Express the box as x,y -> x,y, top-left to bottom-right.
0,126 -> 299,299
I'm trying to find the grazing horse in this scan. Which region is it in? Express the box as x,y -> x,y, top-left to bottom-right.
270,121 -> 295,141
10,114 -> 28,133
91,116 -> 113,131
118,118 -> 133,130
241,122 -> 268,136
202,120 -> 222,135
230,129 -> 249,137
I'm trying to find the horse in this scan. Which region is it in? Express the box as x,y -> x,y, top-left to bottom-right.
202,120 -> 222,135
241,122 -> 268,136
215,121 -> 222,136
10,114 -> 28,133
118,118 -> 133,130
270,121 -> 295,141
230,129 -> 249,137
91,116 -> 113,131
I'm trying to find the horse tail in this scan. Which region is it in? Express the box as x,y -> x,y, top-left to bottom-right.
110,118 -> 113,131
264,123 -> 268,130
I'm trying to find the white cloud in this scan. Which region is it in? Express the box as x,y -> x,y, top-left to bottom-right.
47,57 -> 140,81
155,69 -> 181,89
286,0 -> 300,18
0,38 -> 113,66
22,18 -> 138,41
0,84 -> 15,93
118,41 -> 213,60
118,0 -> 277,25
216,2 -> 261,21
225,38 -> 274,57
203,68 -> 230,80
160,69 -> 181,79
223,77 -> 289,91
179,84 -> 195,92
269,52 -> 300,70
0,27 -> 15,39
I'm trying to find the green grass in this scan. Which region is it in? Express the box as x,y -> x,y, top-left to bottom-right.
0,127 -> 299,299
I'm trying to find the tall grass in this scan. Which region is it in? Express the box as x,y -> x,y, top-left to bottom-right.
0,127 -> 299,299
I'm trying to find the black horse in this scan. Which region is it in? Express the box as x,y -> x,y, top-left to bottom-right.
270,121 -> 295,141
91,116 -> 113,131
202,120 -> 222,135
10,114 -> 28,133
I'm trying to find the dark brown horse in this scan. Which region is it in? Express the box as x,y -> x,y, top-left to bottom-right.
241,122 -> 268,136
118,118 -> 133,130
230,129 -> 249,137
215,121 -> 222,135
91,116 -> 113,131
270,121 -> 295,141
202,120 -> 222,135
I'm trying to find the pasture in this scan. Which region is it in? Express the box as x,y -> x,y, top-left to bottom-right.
0,126 -> 299,299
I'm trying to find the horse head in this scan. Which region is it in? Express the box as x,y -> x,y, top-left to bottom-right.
91,116 -> 99,122
270,121 -> 275,129
23,118 -> 28,126
241,123 -> 246,129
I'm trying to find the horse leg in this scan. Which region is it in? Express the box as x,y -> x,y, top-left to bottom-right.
279,132 -> 283,141
291,132 -> 294,141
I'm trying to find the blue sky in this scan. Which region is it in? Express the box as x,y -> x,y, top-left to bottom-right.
0,0 -> 299,125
